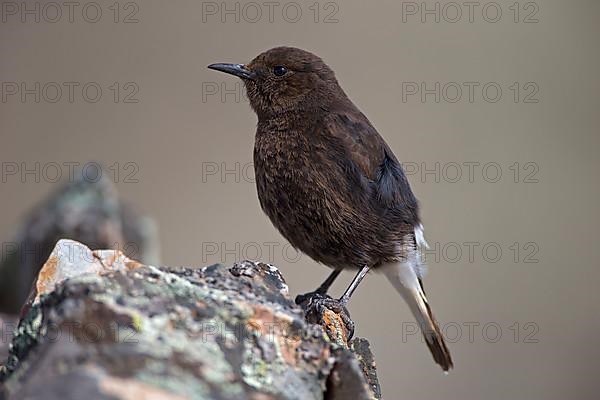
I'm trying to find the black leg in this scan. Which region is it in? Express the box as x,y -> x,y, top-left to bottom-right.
295,265 -> 370,340
295,269 -> 341,306
339,265 -> 370,305
315,269 -> 342,294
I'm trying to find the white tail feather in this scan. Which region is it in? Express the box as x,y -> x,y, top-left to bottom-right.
381,229 -> 453,371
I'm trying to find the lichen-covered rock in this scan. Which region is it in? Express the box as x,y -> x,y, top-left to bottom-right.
0,315 -> 16,363
0,172 -> 159,314
0,240 -> 379,400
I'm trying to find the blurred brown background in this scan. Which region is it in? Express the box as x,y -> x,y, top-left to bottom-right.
1,0 -> 599,398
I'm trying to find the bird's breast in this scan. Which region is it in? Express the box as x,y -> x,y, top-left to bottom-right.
253,128 -> 322,207
251,125 -> 384,268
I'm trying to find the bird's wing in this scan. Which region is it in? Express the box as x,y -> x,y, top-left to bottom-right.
322,108 -> 420,226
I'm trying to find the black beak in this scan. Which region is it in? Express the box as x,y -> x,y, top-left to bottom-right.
207,63 -> 254,80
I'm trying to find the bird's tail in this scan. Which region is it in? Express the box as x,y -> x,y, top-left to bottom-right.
382,259 -> 454,372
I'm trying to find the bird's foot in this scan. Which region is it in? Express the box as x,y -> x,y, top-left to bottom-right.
295,291 -> 355,341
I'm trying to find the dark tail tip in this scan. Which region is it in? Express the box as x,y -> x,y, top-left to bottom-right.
421,298 -> 454,371
424,330 -> 454,372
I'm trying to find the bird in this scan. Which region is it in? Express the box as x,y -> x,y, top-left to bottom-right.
208,46 -> 453,371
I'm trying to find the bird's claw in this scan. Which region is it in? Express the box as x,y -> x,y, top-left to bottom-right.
295,291 -> 355,340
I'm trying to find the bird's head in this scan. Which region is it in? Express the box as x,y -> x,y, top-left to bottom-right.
208,47 -> 341,118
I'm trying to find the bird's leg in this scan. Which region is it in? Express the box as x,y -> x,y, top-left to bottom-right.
315,269 -> 342,294
338,265 -> 370,305
295,269 -> 342,306
295,266 -> 370,340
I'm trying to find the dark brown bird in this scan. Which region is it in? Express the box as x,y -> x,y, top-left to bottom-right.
208,47 -> 453,371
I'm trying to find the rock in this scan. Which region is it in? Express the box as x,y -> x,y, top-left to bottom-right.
0,240 -> 380,400
0,315 -> 16,363
0,172 -> 159,314
348,338 -> 381,399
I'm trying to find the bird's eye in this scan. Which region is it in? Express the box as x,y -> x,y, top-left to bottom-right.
273,66 -> 288,76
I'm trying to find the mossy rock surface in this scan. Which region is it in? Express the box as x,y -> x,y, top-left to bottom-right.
0,240 -> 379,400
